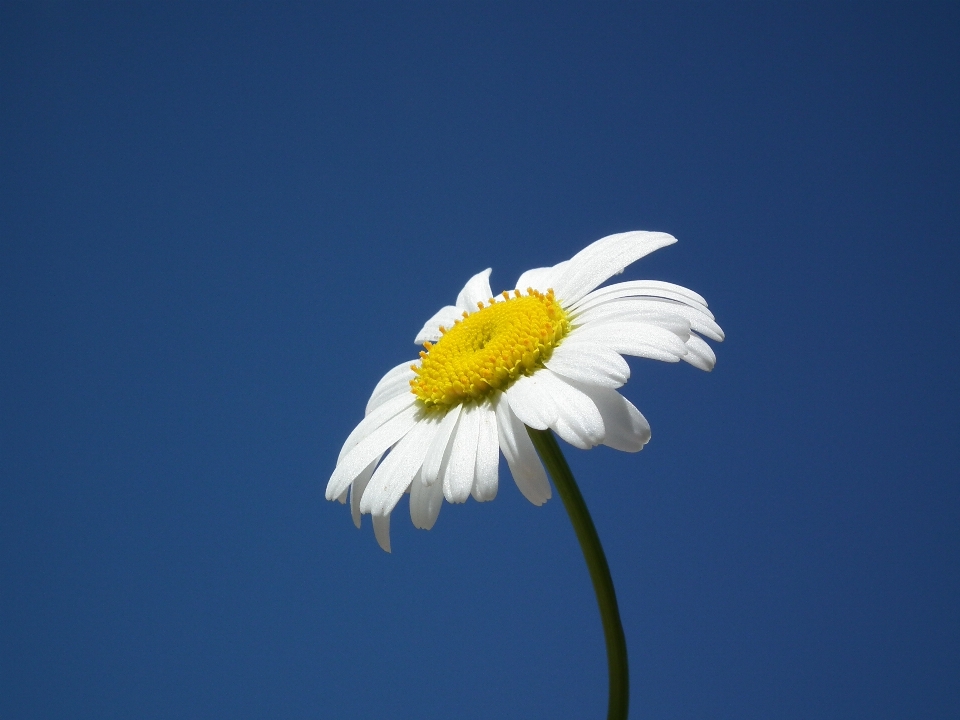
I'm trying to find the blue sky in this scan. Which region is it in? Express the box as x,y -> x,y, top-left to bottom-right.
2,3 -> 958,718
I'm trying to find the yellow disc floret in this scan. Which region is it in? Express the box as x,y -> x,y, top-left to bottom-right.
410,288 -> 570,408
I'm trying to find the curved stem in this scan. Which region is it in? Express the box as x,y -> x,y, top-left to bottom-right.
526,427 -> 629,720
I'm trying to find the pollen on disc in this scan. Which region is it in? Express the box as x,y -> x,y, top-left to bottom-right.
411,289 -> 569,408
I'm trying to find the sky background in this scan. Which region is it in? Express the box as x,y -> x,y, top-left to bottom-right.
2,3 -> 959,719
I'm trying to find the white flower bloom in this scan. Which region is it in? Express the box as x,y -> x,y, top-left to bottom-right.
326,231 -> 724,551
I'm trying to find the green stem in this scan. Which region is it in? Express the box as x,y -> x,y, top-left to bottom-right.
527,427 -> 629,720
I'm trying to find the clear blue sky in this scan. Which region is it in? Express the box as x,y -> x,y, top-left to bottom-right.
2,3 -> 958,718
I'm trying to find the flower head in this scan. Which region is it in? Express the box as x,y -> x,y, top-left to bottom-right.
326,231 -> 723,551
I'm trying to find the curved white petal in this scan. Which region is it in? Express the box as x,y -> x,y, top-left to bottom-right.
372,513 -> 391,552
536,370 -> 605,449
575,307 -> 691,337
681,332 -> 717,371
443,402 -> 481,503
574,296 -> 723,343
456,268 -> 494,312
503,373 -> 558,430
472,403 -> 499,502
350,453 -> 382,528
414,306 -> 464,345
552,231 -> 677,305
515,260 -> 568,293
569,321 -> 689,363
545,340 -> 630,389
338,393 -> 417,464
366,361 -> 418,416
570,279 -> 711,314
493,393 -> 551,505
569,380 -> 651,452
421,404 -> 462,486
410,467 -> 444,530
326,402 -> 421,501
360,415 -> 441,516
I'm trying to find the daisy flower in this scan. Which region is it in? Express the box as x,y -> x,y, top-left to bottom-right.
325,231 -> 723,551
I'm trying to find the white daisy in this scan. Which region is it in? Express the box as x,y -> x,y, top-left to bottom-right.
325,231 -> 723,551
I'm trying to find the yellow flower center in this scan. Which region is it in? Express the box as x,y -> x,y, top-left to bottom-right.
410,288 -> 570,408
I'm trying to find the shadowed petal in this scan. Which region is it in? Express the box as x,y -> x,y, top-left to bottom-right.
350,454 -> 382,528
546,340 -> 630,388
570,279 -> 712,315
338,393 -> 417,463
414,306 -> 464,345
681,332 -> 717,371
456,268 -> 494,311
326,402 -> 420,501
421,404 -> 462,486
569,321 -> 689,363
360,415 -> 441,516
570,380 -> 651,452
443,402 -> 481,503
503,373 -> 558,430
410,467 -> 445,530
537,370 -> 605,449
493,392 -> 551,505
574,296 -> 723,343
366,361 -> 418,416
472,403 -> 499,501
515,260 -> 568,293
372,513 -> 391,553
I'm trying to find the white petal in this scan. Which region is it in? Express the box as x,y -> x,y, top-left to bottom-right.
456,268 -> 494,311
535,370 -> 605,449
503,373 -> 558,430
545,340 -> 630,389
350,454 -> 382,528
338,392 -> 417,464
360,415 -> 441,516
571,381 -> 651,452
421,404 -> 462,486
515,260 -> 568,293
552,231 -> 677,305
410,466 -> 445,530
326,402 -> 421,501
493,393 -> 551,505
413,305 -> 464,344
443,402 -> 481,503
472,403 -> 499,502
570,279 -> 711,314
681,332 -> 717,371
574,300 -> 685,329
366,361 -> 418,415
575,296 -> 723,342
372,513 -> 391,552
569,321 -> 689,363
575,306 -> 692,337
